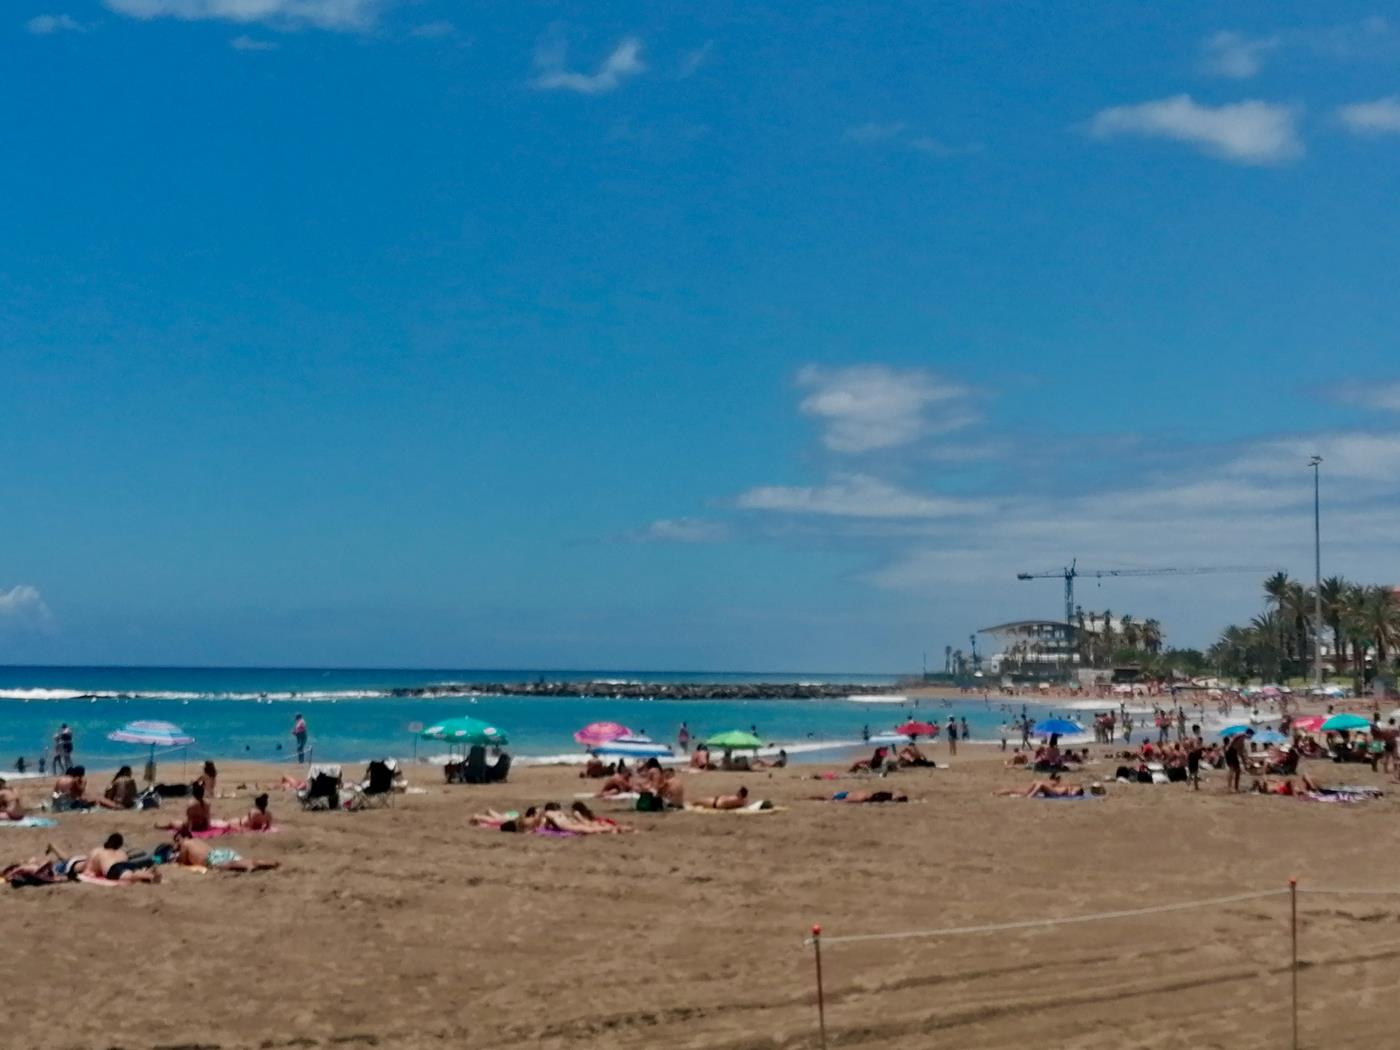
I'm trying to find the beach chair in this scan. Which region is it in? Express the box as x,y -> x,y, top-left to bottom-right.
485,752 -> 511,784
346,760 -> 395,810
461,746 -> 488,785
299,765 -> 342,811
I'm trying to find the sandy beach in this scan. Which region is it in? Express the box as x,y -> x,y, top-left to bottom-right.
5,747 -> 1400,1050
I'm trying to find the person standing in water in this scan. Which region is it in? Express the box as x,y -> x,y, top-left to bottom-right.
677,723 -> 690,753
292,713 -> 308,764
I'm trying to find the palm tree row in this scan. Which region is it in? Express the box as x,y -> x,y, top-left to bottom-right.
1072,607 -> 1163,667
1207,572 -> 1400,683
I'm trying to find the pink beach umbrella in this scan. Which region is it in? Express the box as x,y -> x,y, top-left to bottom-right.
574,721 -> 632,747
1291,715 -> 1325,734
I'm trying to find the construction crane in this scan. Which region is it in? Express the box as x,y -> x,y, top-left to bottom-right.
1015,559 -> 1272,632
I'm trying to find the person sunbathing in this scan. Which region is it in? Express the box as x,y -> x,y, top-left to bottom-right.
657,768 -> 685,808
691,786 -> 750,810
101,766 -> 139,810
595,770 -> 634,797
87,833 -> 162,883
1249,777 -> 1295,796
471,807 -> 543,832
52,766 -> 97,811
848,747 -> 889,774
1004,750 -> 1028,767
896,744 -> 933,768
815,789 -> 910,803
997,777 -> 1094,798
0,778 -> 24,821
750,749 -> 788,770
4,855 -> 70,887
173,828 -> 279,872
239,794 -> 273,830
156,782 -> 212,834
544,801 -> 634,834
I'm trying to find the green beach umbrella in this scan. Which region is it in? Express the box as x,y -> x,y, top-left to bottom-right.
1320,713 -> 1371,733
705,729 -> 764,750
420,716 -> 508,747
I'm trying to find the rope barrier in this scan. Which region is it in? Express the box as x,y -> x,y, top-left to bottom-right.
806,888 -> 1290,946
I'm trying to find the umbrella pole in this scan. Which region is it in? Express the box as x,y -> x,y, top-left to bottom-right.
1289,878 -> 1299,1050
811,924 -> 827,1050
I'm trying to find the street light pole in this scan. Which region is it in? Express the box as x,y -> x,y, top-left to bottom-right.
1310,455 -> 1324,689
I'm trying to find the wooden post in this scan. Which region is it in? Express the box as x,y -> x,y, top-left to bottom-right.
1290,878 -> 1299,1050
812,924 -> 828,1050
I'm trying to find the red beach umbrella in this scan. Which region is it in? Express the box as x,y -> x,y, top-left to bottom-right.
1291,715 -> 1325,734
895,720 -> 940,739
574,721 -> 632,747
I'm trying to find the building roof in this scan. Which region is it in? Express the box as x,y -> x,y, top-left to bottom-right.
978,619 -> 1072,635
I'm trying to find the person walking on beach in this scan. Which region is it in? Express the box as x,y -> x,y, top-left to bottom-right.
677,723 -> 690,754
1224,729 -> 1252,793
960,717 -> 970,742
945,717 -> 958,756
292,713 -> 308,764
1187,724 -> 1204,791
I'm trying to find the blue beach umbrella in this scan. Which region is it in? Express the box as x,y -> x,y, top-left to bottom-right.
1251,729 -> 1289,746
1321,713 -> 1371,733
1219,725 -> 1253,738
1032,718 -> 1083,737
107,720 -> 195,782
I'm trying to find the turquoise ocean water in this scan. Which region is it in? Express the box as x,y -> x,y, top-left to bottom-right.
0,666 -> 1039,770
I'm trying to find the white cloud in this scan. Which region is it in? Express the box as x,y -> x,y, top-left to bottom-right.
1337,96 -> 1400,135
629,518 -> 730,543
1227,433 -> 1400,483
0,585 -> 54,631
409,20 -> 456,39
230,33 -> 276,49
1088,95 -> 1302,165
532,35 -> 645,95
677,41 -> 712,79
26,13 -> 87,33
1331,380 -> 1400,411
103,0 -> 381,31
797,364 -> 976,454
736,473 -> 988,520
1200,31 -> 1281,79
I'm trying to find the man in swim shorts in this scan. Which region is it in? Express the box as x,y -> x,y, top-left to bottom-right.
88,833 -> 161,883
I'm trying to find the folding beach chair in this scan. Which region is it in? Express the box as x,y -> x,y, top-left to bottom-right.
298,764 -> 342,811
484,752 -> 511,784
345,759 -> 395,810
461,746 -> 488,785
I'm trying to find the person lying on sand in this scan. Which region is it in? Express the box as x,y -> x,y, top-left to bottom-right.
721,749 -> 751,772
690,786 -> 750,810
547,801 -> 634,834
173,828 -> 278,872
595,770 -> 634,797
1249,777 -> 1296,796
4,855 -> 70,887
848,747 -> 889,774
996,777 -> 1101,798
471,807 -> 543,832
0,778 -> 25,821
896,744 -> 933,768
750,749 -> 788,770
813,789 -> 910,803
87,833 -> 162,883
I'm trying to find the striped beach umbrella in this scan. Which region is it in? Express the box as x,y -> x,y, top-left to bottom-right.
107,720 -> 194,747
420,716 -> 508,747
574,721 -> 631,747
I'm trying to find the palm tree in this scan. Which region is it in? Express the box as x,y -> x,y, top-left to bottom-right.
1121,614 -> 1140,650
1358,586 -> 1400,667
1319,576 -> 1348,673
1141,619 -> 1163,655
1249,612 -> 1285,681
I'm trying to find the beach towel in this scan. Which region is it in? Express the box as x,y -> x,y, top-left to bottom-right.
684,801 -> 785,814
0,817 -> 57,828
573,791 -> 639,801
190,824 -> 277,839
1033,793 -> 1104,802
1298,790 -> 1381,803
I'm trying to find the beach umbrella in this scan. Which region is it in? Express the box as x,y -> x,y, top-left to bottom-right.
420,716 -> 508,747
894,720 -> 939,739
1291,715 -> 1325,734
1032,718 -> 1082,737
1321,713 -> 1371,733
705,730 -> 764,750
107,720 -> 194,783
1252,730 -> 1289,746
1219,724 -> 1253,738
592,737 -> 674,759
574,721 -> 631,747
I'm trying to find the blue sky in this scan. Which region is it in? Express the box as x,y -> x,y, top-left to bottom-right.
5,1 -> 1400,671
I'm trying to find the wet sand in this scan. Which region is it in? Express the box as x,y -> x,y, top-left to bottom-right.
4,748 -> 1399,1050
